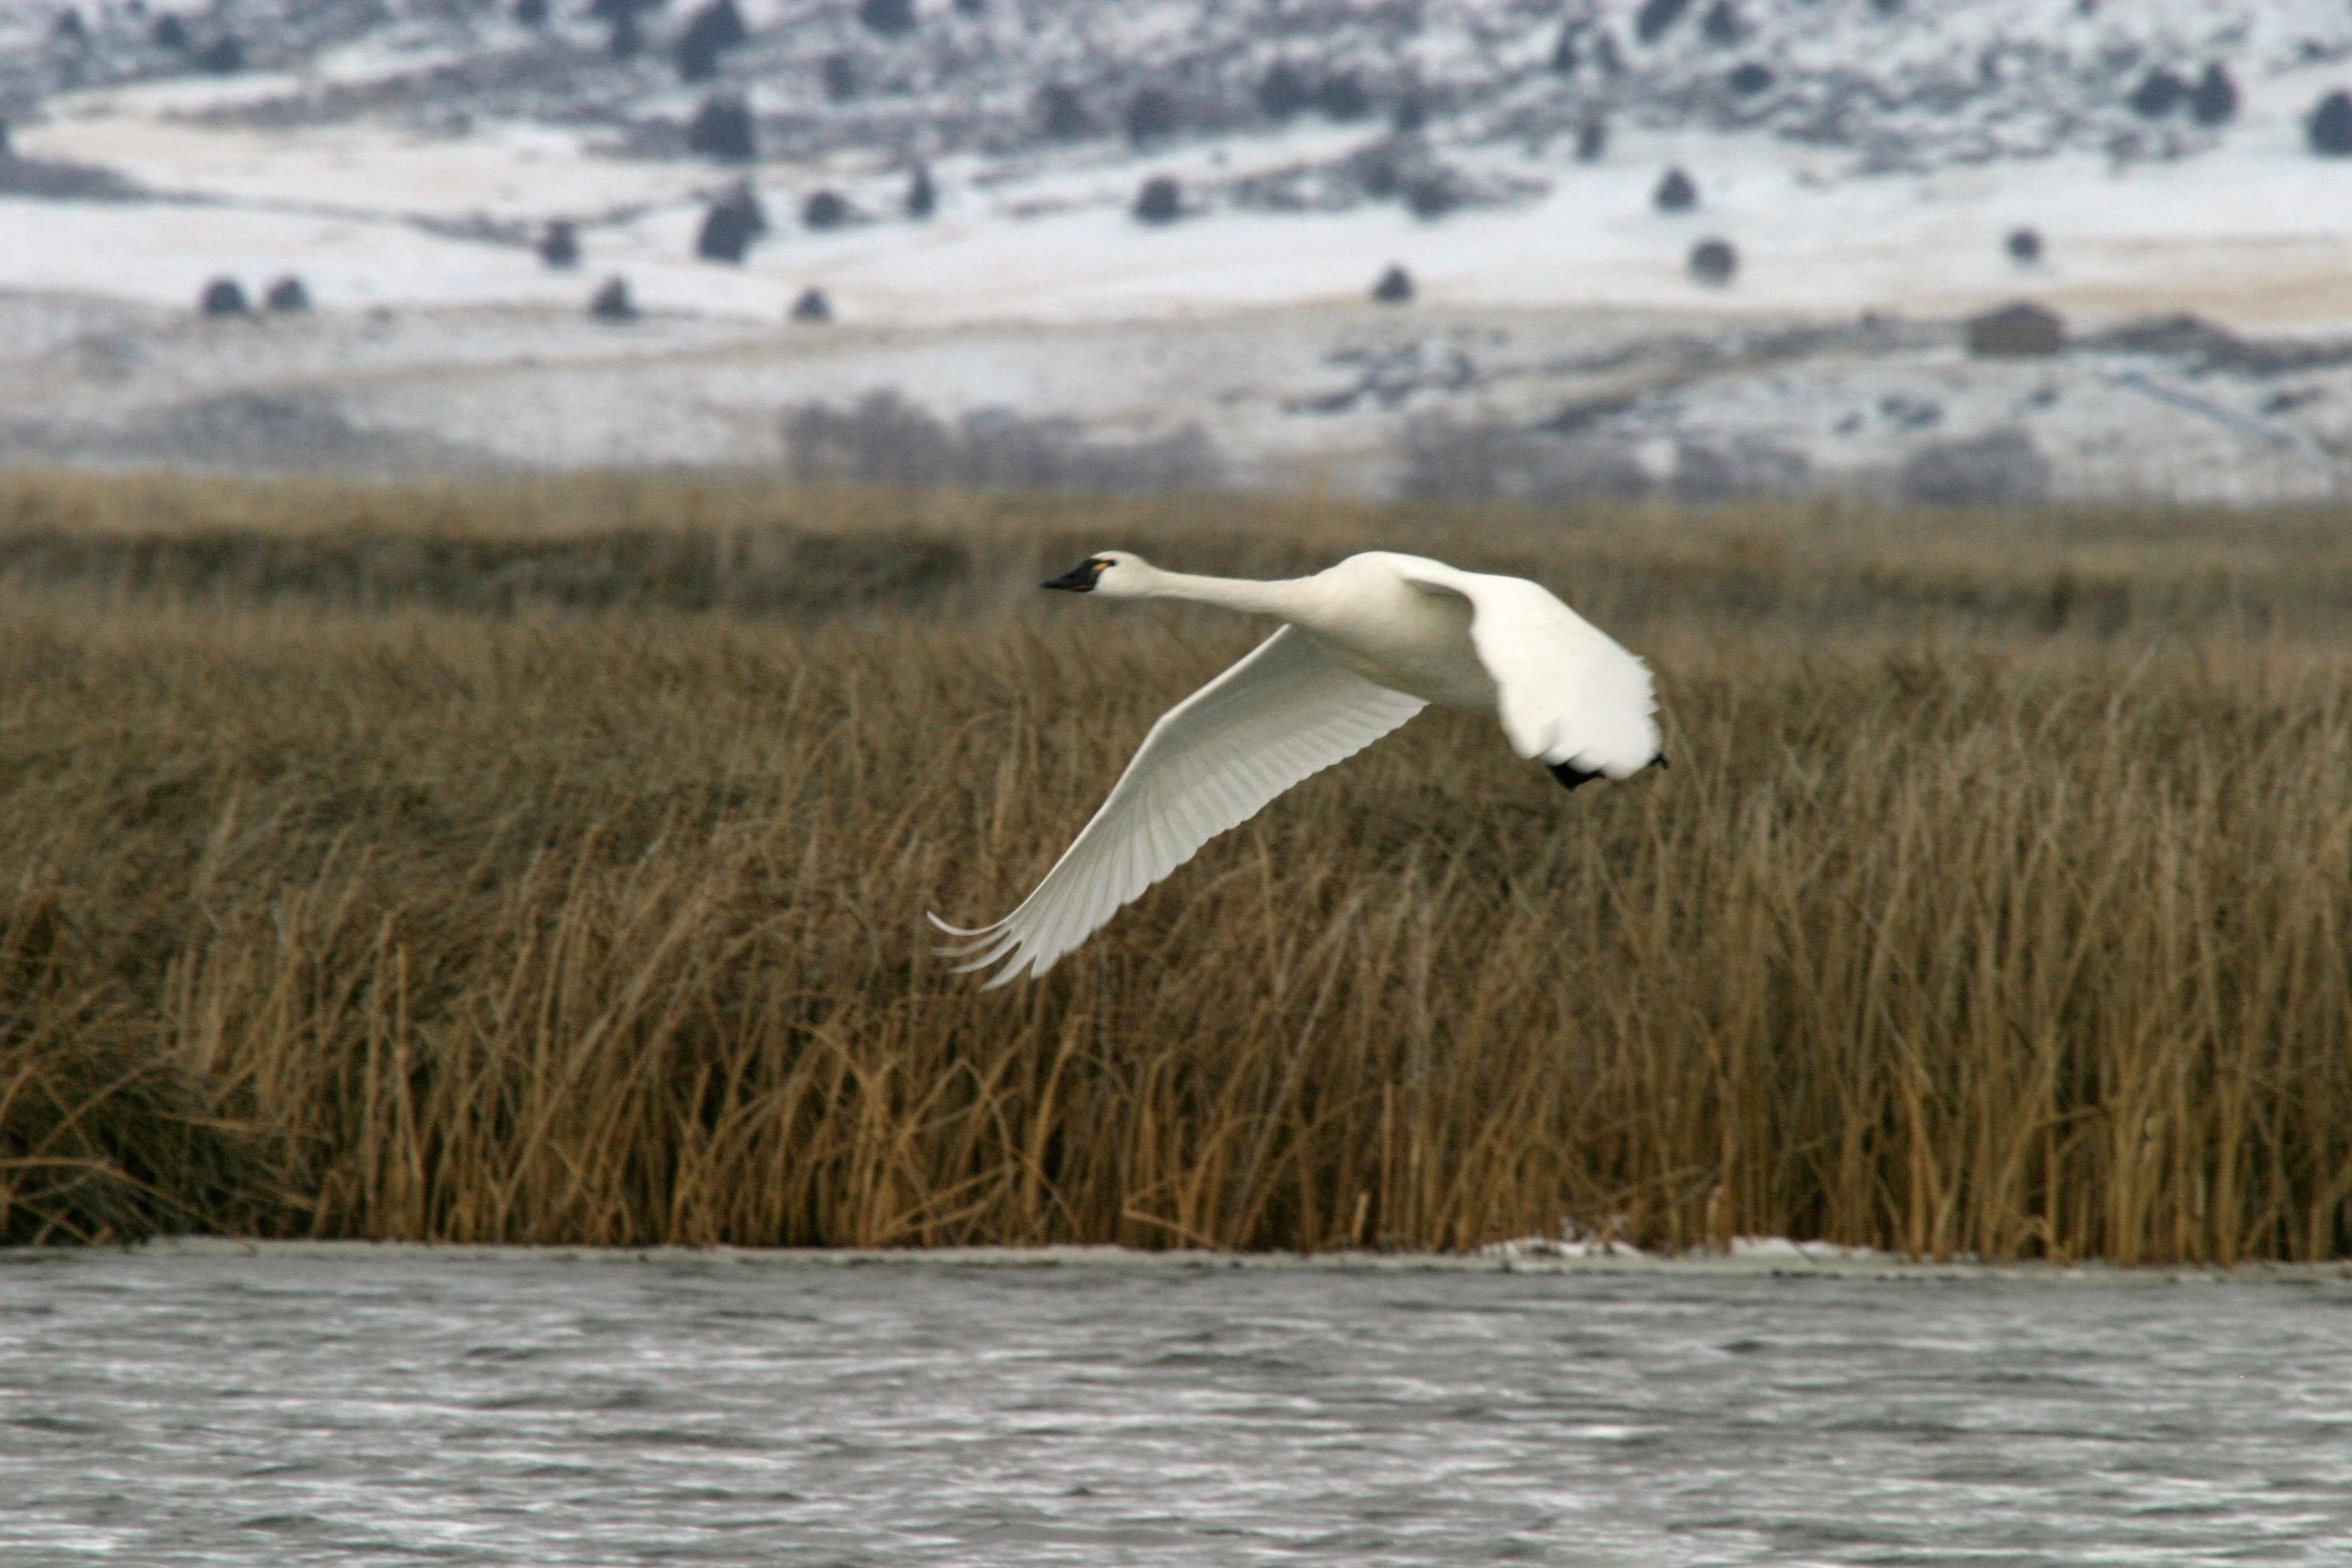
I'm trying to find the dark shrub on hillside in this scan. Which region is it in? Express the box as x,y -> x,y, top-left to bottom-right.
1965,301 -> 2064,357
1126,87 -> 1179,146
1634,0 -> 1690,45
1728,61 -> 1773,95
263,276 -> 310,312
151,13 -> 188,50
1654,166 -> 1697,211
2128,67 -> 2185,118
1576,118 -> 1609,161
1592,31 -> 1623,75
687,95 -> 755,161
802,189 -> 850,230
2006,226 -> 2042,263
198,278 -> 248,316
906,163 -> 936,218
675,26 -> 720,80
1317,74 -> 1370,121
0,121 -> 10,158
589,276 -> 637,322
784,390 -> 959,484
2309,91 -> 2352,155
0,155 -> 139,199
1390,91 -> 1426,135
54,9 -> 87,43
1700,1 -> 1742,45
1549,24 -> 1578,73
858,0 -> 916,36
2190,63 -> 2238,126
954,0 -> 985,12
1405,172 -> 1462,220
821,53 -> 858,101
695,185 -> 766,261
1899,427 -> 2050,506
194,34 -> 243,74
1371,264 -> 1413,303
1347,139 -> 1403,198
1688,237 -> 1736,284
681,0 -> 744,55
514,0 -> 548,25
785,390 -> 1223,493
607,8 -> 642,60
1132,175 -> 1181,224
1259,61 -> 1311,119
1399,413 -> 1552,502
540,220 -> 580,268
790,288 -> 831,323
1038,83 -> 1089,140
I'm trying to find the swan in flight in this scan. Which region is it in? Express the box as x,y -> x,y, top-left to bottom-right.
931,550 -> 1663,987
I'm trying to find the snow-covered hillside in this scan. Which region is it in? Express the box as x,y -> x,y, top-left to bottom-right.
3,0 -> 2351,503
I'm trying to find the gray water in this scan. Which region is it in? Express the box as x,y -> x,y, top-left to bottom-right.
4,1250 -> 2350,1566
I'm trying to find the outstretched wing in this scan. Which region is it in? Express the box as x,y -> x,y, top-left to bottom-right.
930,626 -> 1426,988
1392,559 -> 1660,779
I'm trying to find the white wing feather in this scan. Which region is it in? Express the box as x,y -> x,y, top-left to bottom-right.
1392,559 -> 1660,777
929,626 -> 1425,987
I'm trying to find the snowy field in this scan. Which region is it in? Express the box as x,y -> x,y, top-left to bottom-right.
2,0 -> 2351,501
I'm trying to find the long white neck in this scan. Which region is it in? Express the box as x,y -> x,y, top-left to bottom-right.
1132,568 -> 1309,619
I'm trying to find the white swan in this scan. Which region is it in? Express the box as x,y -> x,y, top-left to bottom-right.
931,550 -> 1663,987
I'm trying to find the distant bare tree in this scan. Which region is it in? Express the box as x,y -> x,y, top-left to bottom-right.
1133,175 -> 1181,224
2189,63 -> 2237,126
2309,91 -> 2352,155
1634,0 -> 1690,45
589,277 -> 637,321
2128,67 -> 2185,119
687,95 -> 755,161
1126,87 -> 1180,147
696,185 -> 767,261
1037,83 -> 1090,140
1258,62 -> 1310,119
198,278 -> 249,317
858,0 -> 916,38
194,34 -> 243,74
803,189 -> 851,230
539,220 -> 580,270
1688,237 -> 1737,284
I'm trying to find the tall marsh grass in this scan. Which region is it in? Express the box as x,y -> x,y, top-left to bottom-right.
2,471 -> 2349,1259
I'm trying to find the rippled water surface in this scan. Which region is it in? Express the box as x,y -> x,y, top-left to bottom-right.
5,1250 -> 2351,1566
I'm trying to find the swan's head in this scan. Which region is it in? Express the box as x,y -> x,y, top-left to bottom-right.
1040,550 -> 1153,598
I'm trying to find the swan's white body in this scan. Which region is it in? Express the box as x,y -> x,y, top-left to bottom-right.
933,550 -> 1661,986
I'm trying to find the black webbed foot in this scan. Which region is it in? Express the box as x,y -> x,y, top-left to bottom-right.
1549,761 -> 1602,792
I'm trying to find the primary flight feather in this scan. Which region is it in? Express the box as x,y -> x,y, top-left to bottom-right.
930,550 -> 1664,987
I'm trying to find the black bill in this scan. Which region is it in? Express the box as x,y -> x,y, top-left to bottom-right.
1041,558 -> 1104,591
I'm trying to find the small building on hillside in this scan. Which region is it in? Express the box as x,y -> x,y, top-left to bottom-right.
1965,300 -> 2064,358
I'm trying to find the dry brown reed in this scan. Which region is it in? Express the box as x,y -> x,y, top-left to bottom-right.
2,469 -> 2349,1259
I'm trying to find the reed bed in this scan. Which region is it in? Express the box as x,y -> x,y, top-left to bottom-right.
2,472 -> 2350,1259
